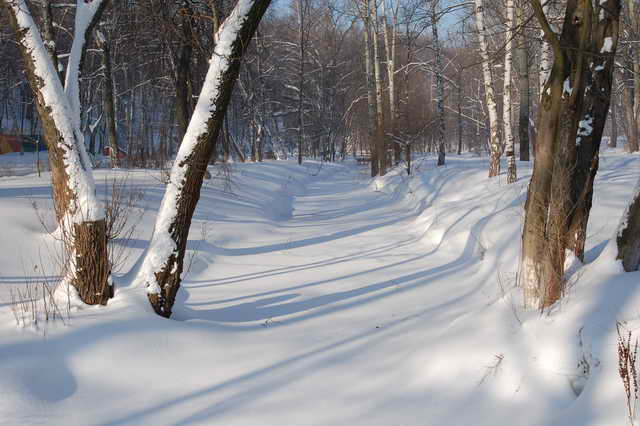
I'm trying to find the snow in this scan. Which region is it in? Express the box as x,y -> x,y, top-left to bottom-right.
64,0 -> 107,132
1,151 -> 640,424
601,37 -> 613,53
563,78 -> 573,97
577,115 -> 594,145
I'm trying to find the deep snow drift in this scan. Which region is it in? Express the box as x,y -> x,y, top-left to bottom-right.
0,151 -> 639,425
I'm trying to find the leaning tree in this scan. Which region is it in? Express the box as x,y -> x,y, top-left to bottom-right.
4,0 -> 113,305
135,0 -> 272,317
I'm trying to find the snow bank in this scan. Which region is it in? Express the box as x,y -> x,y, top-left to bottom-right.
0,152 -> 639,425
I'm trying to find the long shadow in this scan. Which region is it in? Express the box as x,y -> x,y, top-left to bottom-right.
104,272 -> 489,426
193,210 -> 418,258
176,194 -> 521,325
182,194 -> 484,305
0,275 -> 60,284
182,163 -> 477,289
178,166 -> 525,324
185,236 -> 420,291
0,185 -> 52,199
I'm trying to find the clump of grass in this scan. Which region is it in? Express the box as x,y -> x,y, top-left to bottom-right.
10,280 -> 67,329
617,321 -> 638,425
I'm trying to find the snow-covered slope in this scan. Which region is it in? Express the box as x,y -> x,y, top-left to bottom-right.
0,152 -> 639,425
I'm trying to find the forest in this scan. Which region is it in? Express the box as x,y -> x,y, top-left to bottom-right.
1,0 -> 640,424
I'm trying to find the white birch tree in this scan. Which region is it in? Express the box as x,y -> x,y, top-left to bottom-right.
474,0 -> 502,177
503,0 -> 516,183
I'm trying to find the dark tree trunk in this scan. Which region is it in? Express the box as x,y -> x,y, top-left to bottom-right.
517,7 -> 530,161
175,3 -> 194,142
101,38 -> 119,168
522,0 -> 593,309
566,7 -> 621,260
621,62 -> 640,152
142,0 -> 272,317
363,0 -> 378,177
5,0 -> 112,306
616,183 -> 640,271
522,0 -> 620,309
610,94 -> 618,148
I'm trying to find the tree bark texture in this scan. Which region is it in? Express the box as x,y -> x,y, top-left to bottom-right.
5,0 -> 112,305
504,0 -> 516,182
474,0 -> 502,177
521,0 -> 620,310
138,0 -> 272,317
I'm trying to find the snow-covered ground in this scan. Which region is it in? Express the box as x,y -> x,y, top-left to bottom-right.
0,150 -> 639,425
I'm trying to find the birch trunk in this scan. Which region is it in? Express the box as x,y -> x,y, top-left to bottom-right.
474,0 -> 501,177
539,0 -> 552,96
504,0 -> 516,182
382,0 -> 399,165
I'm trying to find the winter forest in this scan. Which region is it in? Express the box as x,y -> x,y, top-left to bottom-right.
2,0 -> 640,424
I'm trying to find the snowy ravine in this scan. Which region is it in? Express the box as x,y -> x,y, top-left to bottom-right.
1,151 -> 640,425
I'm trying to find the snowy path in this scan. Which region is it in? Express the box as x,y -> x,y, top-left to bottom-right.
2,154 -> 640,425
176,160 -> 488,329
155,158 -> 535,425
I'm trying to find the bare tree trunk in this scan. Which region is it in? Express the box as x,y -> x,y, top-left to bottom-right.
382,0 -> 399,165
610,92 -> 617,148
5,0 -> 112,305
223,117 -> 231,162
297,0 -> 306,165
371,0 -> 387,176
256,124 -> 264,162
538,0 -> 552,95
621,83 -> 639,152
619,0 -> 640,152
565,0 -> 621,260
64,0 -> 110,132
474,0 -> 501,177
175,2 -> 194,143
517,5 -> 530,161
457,73 -> 463,155
136,0 -> 272,317
40,0 -> 59,77
432,0 -> 446,167
251,124 -> 257,162
97,31 -> 118,168
615,180 -> 640,271
504,0 -> 516,182
230,131 -> 246,162
521,0 -> 619,309
363,0 -> 378,177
